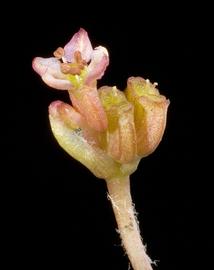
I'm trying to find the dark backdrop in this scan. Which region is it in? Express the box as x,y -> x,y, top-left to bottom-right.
4,2 -> 207,270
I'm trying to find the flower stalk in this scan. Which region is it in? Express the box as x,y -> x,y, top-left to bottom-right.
106,177 -> 153,270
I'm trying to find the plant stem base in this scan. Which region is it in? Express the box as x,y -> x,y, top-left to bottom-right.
106,176 -> 153,270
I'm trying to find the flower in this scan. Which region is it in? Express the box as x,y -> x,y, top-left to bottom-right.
33,28 -> 109,131
33,29 -> 169,180
32,28 -> 109,90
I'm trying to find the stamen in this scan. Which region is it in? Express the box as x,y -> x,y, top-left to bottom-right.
61,63 -> 82,75
53,47 -> 64,59
60,51 -> 87,75
74,51 -> 82,63
74,51 -> 87,65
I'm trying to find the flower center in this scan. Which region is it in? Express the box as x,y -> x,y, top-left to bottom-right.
53,48 -> 87,76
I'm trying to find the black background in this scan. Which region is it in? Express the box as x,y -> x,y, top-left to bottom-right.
4,2 -> 208,269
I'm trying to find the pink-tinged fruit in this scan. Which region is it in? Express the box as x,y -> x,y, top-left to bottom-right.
99,86 -> 137,164
125,77 -> 170,157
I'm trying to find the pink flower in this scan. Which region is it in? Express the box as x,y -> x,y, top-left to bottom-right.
32,28 -> 109,131
33,28 -> 109,90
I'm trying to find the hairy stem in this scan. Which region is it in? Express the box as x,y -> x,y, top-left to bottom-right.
106,176 -> 153,270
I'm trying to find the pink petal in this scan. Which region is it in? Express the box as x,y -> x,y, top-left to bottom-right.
32,57 -> 59,76
85,46 -> 109,86
64,28 -> 93,63
32,57 -> 73,90
41,73 -> 73,90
